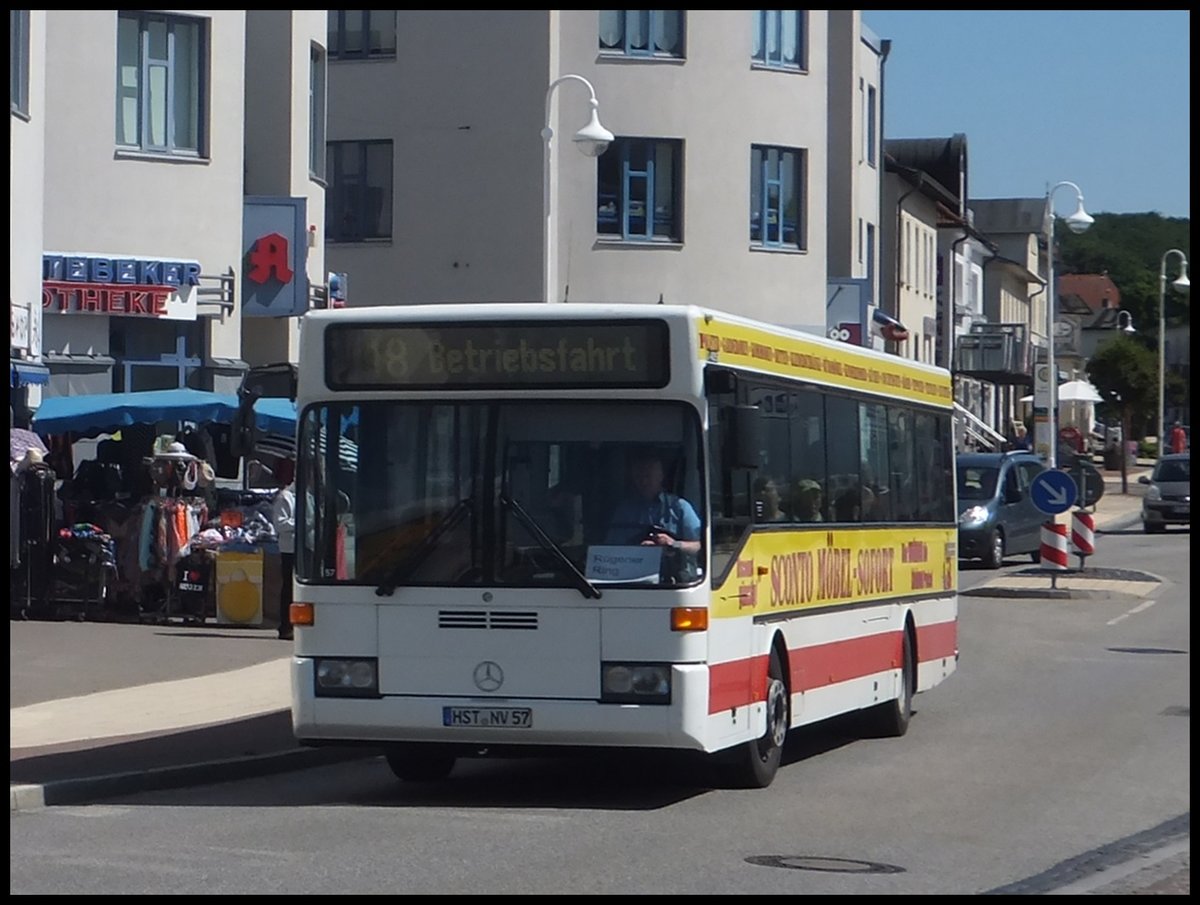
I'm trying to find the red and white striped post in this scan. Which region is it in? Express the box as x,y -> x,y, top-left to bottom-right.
1070,510 -> 1095,570
1040,521 -> 1070,589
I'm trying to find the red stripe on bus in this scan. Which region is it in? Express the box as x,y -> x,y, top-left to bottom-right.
916,618 -> 958,661
707,619 -> 957,714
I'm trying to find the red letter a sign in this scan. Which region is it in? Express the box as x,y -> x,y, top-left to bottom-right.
247,233 -> 294,285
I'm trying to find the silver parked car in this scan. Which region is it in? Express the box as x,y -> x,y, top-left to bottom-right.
1139,453 -> 1190,533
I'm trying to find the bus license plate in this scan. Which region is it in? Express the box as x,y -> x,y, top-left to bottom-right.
443,707 -> 532,728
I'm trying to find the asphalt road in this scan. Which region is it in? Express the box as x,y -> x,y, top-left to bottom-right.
10,524 -> 1189,894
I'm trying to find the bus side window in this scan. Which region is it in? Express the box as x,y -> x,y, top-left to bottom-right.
708,395 -> 748,579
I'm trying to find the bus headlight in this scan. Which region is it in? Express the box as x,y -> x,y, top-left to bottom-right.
314,657 -> 379,698
601,663 -> 671,704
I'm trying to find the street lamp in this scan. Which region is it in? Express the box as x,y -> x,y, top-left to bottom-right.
1157,248 -> 1190,458
542,74 -> 614,303
1116,310 -> 1136,334
1044,181 -> 1094,468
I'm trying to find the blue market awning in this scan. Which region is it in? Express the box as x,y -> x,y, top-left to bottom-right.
253,396 -> 297,436
10,360 -> 51,387
32,388 -> 241,437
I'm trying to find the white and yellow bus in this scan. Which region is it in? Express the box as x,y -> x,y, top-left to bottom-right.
288,303 -> 958,788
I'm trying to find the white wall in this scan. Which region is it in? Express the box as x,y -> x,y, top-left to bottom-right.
41,10 -> 248,363
10,10 -> 47,390
327,10 -> 834,329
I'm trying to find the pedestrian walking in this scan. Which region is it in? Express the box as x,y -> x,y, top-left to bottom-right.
271,458 -> 296,640
1169,421 -> 1187,454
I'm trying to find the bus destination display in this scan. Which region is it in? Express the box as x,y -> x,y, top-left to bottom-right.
325,321 -> 670,389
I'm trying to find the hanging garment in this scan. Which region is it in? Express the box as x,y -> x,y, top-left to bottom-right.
139,500 -> 157,573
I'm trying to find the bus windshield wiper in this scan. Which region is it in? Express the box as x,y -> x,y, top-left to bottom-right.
376,497 -> 472,597
501,493 -> 602,600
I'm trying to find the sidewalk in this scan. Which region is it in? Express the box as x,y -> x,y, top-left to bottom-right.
9,627 -> 364,811
9,464 -> 1159,813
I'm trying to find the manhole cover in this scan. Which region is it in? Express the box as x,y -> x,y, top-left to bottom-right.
1107,647 -> 1187,655
745,854 -> 905,874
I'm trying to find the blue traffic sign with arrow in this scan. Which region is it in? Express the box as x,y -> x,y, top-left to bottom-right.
1030,469 -> 1078,515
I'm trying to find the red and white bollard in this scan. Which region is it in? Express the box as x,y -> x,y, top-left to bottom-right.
1040,522 -> 1069,587
1071,510 -> 1095,569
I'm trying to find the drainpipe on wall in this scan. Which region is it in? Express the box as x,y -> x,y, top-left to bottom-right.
878,39 -> 891,322
894,173 -> 923,359
950,229 -> 969,396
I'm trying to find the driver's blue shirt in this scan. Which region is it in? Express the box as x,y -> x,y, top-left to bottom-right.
604,491 -> 701,545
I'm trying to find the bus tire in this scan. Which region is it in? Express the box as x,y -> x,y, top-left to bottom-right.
384,744 -> 457,782
717,646 -> 788,789
862,627 -> 913,738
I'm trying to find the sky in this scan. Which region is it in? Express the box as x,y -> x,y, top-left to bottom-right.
861,10 -> 1190,219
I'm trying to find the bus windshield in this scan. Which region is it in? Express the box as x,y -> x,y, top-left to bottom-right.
296,399 -> 705,590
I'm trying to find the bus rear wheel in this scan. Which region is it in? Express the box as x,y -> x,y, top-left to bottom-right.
384,744 -> 457,782
862,627 -> 913,738
717,647 -> 787,789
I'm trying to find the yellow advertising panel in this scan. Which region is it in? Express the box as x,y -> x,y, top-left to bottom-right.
712,526 -> 957,620
215,549 -> 264,626
696,317 -> 952,408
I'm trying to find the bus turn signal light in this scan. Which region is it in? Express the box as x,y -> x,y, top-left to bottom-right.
290,602 -> 314,626
671,607 -> 708,631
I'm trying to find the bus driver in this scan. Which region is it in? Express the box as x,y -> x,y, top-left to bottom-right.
604,448 -> 702,557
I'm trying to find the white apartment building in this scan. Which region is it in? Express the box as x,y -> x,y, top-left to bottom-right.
324,11 -> 882,332
9,9 -> 326,417
12,10 -> 892,420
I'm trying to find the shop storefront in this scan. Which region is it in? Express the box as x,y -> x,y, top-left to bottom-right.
40,251 -> 242,400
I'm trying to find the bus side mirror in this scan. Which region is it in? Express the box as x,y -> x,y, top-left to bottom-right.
704,367 -> 737,396
726,404 -> 762,470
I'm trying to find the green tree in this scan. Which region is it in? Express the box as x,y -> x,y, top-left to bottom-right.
1058,212 -> 1190,338
1086,335 -> 1157,441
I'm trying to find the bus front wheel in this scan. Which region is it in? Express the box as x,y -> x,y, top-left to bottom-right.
384,744 -> 457,782
717,647 -> 788,789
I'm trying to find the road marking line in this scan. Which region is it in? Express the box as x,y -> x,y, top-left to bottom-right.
1108,598 -> 1158,626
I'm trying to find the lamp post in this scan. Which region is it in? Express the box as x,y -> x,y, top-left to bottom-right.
1043,181 -> 1094,468
1157,249 -> 1190,458
542,74 -> 613,304
1116,310 -> 1136,334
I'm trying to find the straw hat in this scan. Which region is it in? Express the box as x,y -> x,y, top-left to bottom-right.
155,441 -> 196,461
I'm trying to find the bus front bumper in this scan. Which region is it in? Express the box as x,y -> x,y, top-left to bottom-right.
291,658 -> 737,753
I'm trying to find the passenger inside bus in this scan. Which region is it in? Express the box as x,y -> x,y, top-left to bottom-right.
753,475 -> 787,521
789,478 -> 824,522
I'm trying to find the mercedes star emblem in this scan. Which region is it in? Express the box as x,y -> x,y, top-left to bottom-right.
473,660 -> 504,692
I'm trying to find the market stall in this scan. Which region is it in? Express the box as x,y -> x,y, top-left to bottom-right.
24,389 -> 296,624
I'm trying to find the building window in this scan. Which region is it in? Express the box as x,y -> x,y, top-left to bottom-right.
326,140 -> 393,242
866,221 -> 876,284
327,10 -> 396,60
110,320 -> 203,392
310,44 -> 327,181
11,9 -> 30,117
115,11 -> 205,155
597,138 -> 682,242
752,10 -> 806,70
865,84 -> 877,166
750,145 -> 805,250
598,10 -> 684,58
